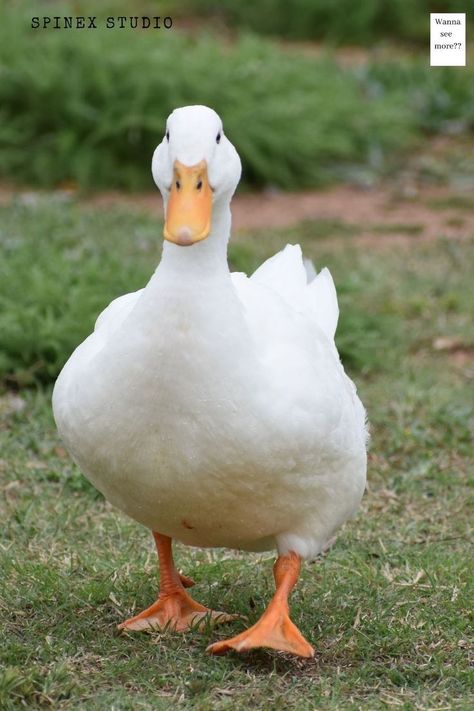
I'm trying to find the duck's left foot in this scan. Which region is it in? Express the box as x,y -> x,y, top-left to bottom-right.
207,602 -> 314,657
207,551 -> 315,658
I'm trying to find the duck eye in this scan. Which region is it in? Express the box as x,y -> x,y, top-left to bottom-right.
166,130 -> 170,142
216,132 -> 221,144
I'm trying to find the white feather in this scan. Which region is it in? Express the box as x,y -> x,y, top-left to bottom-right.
307,267 -> 339,340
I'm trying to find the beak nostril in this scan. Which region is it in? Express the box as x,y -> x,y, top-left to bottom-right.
175,180 -> 181,190
196,180 -> 203,191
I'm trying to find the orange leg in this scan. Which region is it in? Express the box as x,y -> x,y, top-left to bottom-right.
118,532 -> 236,632
207,551 -> 314,658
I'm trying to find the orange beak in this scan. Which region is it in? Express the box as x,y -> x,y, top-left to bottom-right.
164,160 -> 212,246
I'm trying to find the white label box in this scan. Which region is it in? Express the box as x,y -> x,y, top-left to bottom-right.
430,13 -> 466,67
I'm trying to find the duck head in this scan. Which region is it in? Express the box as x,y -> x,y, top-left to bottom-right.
152,105 -> 242,247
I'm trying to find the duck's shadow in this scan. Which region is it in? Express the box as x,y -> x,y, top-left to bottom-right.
209,648 -> 318,676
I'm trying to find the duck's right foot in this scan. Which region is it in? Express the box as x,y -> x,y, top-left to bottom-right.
118,531 -> 235,632
118,588 -> 235,632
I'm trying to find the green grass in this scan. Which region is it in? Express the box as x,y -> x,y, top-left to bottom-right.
1,200 -> 473,709
0,199 -> 160,385
371,223 -> 424,235
1,1 -> 473,192
428,195 -> 474,211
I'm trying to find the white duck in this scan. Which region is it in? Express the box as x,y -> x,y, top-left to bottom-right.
53,105 -> 367,658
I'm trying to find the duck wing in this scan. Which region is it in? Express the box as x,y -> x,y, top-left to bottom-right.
232,244 -> 339,342
94,290 -> 144,341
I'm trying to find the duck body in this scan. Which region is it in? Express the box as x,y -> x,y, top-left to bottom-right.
53,218 -> 367,560
53,105 -> 368,656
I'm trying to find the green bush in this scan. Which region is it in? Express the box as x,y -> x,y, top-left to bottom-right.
0,2 -> 472,192
0,3 -> 474,189
0,2 -> 414,192
182,0 -> 471,44
365,61 -> 474,132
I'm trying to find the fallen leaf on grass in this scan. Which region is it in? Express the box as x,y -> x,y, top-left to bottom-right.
433,336 -> 466,352
26,459 -> 48,470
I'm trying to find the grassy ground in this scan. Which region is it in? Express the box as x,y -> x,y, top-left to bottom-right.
2,197 -> 474,385
1,200 -> 473,709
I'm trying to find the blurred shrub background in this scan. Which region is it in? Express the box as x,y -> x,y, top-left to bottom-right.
1,0 -> 473,191
0,0 -> 473,386
181,0 -> 470,44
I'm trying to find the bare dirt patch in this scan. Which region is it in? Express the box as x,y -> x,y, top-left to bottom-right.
2,181 -> 472,249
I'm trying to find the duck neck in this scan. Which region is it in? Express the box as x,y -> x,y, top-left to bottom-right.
158,201 -> 231,281
142,196 -> 260,384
